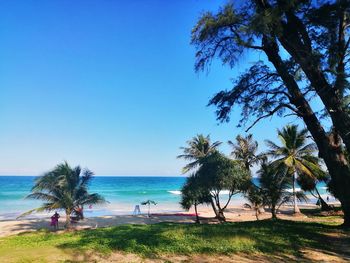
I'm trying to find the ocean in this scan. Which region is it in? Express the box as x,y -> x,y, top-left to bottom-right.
0,176 -> 334,220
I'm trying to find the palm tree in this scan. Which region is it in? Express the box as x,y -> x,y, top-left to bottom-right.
258,161 -> 307,219
228,134 -> 264,171
265,125 -> 324,214
177,134 -> 221,173
23,162 -> 106,228
244,186 -> 264,220
297,172 -> 332,211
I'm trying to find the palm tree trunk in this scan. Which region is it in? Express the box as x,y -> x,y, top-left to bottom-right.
65,209 -> 71,229
255,208 -> 259,220
194,203 -> 200,224
293,172 -> 300,214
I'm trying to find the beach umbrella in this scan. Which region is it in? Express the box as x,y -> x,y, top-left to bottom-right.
141,200 -> 157,217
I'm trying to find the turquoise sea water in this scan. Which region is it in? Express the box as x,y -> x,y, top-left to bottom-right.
0,176 -> 334,219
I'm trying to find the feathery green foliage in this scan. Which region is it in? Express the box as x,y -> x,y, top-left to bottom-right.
191,0 -> 350,226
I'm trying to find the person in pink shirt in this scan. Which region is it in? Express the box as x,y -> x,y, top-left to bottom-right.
50,211 -> 60,230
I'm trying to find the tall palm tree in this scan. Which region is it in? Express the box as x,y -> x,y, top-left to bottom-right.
228,134 -> 263,171
265,125 -> 324,214
229,134 -> 266,214
258,161 -> 307,219
23,162 -> 106,228
177,134 -> 221,173
297,172 -> 332,211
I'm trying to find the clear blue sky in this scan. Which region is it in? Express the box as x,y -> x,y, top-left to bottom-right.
0,0 -> 304,175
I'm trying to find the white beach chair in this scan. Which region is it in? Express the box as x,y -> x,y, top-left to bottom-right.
133,205 -> 141,216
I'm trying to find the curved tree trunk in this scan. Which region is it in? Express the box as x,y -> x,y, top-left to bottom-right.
314,188 -> 332,211
264,4 -> 350,227
210,199 -> 219,218
262,35 -> 350,227
217,209 -> 226,222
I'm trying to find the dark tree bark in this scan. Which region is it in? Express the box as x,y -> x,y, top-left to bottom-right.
194,203 -> 200,224
271,205 -> 277,219
192,0 -> 350,226
214,196 -> 227,222
277,16 -> 350,156
262,35 -> 350,227
217,210 -> 226,222
255,208 -> 259,220
314,188 -> 332,212
210,199 -> 219,218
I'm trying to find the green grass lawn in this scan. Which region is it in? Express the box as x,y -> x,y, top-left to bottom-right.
0,217 -> 349,262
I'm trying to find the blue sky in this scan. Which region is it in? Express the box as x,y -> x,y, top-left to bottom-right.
0,0 -> 304,175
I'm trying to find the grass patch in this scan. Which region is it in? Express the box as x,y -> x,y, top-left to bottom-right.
0,219 -> 349,262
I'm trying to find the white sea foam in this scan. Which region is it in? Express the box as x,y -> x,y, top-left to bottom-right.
168,190 -> 232,195
168,190 -> 181,195
286,188 -> 302,193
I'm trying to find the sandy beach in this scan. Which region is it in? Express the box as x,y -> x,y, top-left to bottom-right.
0,203 -> 332,238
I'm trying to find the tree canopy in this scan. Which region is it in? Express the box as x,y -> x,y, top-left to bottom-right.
177,134 -> 222,173
192,0 -> 350,227
24,162 -> 106,228
196,152 -> 251,221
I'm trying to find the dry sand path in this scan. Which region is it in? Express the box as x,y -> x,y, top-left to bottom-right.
0,204 -> 320,237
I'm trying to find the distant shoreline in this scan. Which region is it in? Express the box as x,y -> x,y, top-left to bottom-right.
0,175 -> 188,177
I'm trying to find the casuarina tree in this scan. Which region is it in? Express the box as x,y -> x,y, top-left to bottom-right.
192,1 -> 350,226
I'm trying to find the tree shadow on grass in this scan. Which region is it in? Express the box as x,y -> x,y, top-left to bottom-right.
198,220 -> 350,260
57,220 -> 350,261
58,223 -> 178,258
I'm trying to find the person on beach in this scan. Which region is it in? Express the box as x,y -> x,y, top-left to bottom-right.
50,211 -> 60,230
